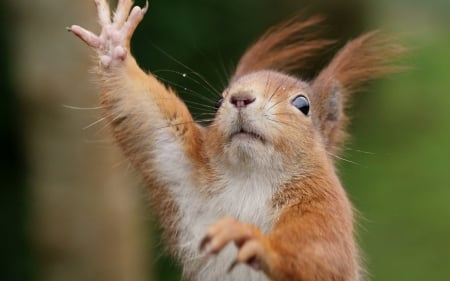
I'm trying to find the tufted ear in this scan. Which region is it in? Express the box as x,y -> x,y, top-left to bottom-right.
311,32 -> 404,155
232,16 -> 335,81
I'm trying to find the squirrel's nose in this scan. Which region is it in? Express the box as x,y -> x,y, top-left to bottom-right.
230,93 -> 256,108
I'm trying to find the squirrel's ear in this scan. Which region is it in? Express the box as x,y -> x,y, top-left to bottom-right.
311,79 -> 347,156
325,82 -> 342,123
311,32 -> 404,155
232,16 -> 334,81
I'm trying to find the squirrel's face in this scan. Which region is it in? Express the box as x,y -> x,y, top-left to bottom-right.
206,70 -> 324,171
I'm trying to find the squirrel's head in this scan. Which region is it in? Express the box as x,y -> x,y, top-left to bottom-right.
205,16 -> 403,171
207,70 -> 325,173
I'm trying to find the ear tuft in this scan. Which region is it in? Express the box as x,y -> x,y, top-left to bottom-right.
311,32 -> 405,155
232,16 -> 335,81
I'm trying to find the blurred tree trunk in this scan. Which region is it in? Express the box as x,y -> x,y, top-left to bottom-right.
9,1 -> 152,281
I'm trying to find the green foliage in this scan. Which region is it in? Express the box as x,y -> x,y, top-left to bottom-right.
341,37 -> 450,281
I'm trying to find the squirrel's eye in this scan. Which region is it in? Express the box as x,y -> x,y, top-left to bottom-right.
215,98 -> 223,109
292,95 -> 310,116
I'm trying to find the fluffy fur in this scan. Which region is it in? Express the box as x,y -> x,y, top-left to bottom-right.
70,1 -> 402,280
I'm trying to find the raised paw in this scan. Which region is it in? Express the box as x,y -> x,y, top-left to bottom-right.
68,0 -> 148,68
200,217 -> 271,273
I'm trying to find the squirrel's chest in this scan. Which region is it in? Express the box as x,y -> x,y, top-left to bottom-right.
210,175 -> 277,228
173,173 -> 278,281
182,171 -> 278,234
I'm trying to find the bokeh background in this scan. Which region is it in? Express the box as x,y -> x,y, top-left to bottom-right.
1,0 -> 449,281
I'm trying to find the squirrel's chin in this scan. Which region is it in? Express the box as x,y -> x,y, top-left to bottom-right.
230,131 -> 265,143
224,137 -> 269,162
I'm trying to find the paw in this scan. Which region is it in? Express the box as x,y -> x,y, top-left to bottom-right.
68,0 -> 148,68
200,217 -> 270,273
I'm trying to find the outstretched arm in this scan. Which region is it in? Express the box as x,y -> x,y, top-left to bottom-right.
69,0 -> 203,185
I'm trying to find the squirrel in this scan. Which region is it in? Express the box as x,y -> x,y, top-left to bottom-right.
69,1 -> 401,281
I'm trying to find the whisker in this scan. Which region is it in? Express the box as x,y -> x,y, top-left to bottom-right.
267,78 -> 299,111
266,94 -> 289,112
194,111 -> 216,115
265,116 -> 299,130
89,115 -> 215,140
196,43 -> 231,91
154,69 -> 220,97
345,147 -> 375,155
195,118 -> 216,124
185,104 -> 214,113
264,76 -> 283,110
83,138 -> 114,144
183,99 -> 217,111
150,95 -> 215,112
62,104 -> 105,110
327,152 -> 364,167
151,44 -> 221,96
93,113 -> 125,136
271,112 -> 296,116
153,119 -> 215,131
261,72 -> 273,110
214,48 -> 233,90
193,112 -> 216,119
156,76 -> 216,105
83,116 -> 107,130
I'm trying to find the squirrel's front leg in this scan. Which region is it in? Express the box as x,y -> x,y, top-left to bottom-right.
69,0 -> 203,188
200,217 -> 277,275
201,211 -> 356,281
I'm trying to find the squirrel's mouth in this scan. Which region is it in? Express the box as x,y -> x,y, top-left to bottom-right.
230,128 -> 265,143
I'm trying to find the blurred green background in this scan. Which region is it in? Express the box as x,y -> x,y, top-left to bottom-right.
1,0 -> 449,281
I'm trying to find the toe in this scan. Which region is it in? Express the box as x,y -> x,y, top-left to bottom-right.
69,25 -> 101,48
237,239 -> 263,265
94,0 -> 111,26
113,0 -> 133,28
123,4 -> 149,41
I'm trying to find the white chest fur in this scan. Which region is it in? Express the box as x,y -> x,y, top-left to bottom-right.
172,166 -> 280,281
152,130 -> 282,280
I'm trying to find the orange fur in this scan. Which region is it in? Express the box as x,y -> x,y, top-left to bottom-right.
267,172 -> 359,281
233,16 -> 335,81
71,2 -> 403,280
311,32 -> 405,155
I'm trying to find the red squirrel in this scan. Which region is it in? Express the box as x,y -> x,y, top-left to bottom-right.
69,1 -> 400,280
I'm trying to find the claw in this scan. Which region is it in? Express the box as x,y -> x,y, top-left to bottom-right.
143,0 -> 150,14
227,257 -> 259,273
200,217 -> 268,274
227,260 -> 239,273
199,235 -> 211,252
123,2 -> 149,39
